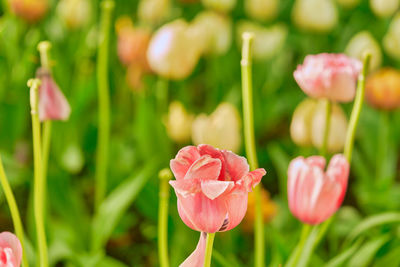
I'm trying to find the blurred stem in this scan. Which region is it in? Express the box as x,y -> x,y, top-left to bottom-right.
204,233 -> 216,267
95,0 -> 114,209
158,169 -> 171,267
375,111 -> 389,180
241,32 -> 264,267
320,100 -> 331,158
286,224 -> 311,267
0,156 -> 29,267
156,78 -> 169,114
37,41 -> 52,70
28,78 -> 48,267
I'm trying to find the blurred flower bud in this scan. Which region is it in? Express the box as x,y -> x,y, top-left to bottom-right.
138,0 -> 170,26
192,103 -> 241,153
201,0 -> 236,13
147,19 -> 202,80
370,0 -> 399,18
237,21 -> 287,60
292,0 -> 338,32
126,64 -> 146,91
61,144 -> 85,174
164,101 -> 194,143
383,13 -> 400,60
345,31 -> 382,71
366,68 -> 400,110
311,101 -> 348,153
290,98 -> 317,147
245,0 -> 278,21
190,11 -> 232,55
9,0 -> 48,23
336,0 -> 360,8
56,0 -> 91,29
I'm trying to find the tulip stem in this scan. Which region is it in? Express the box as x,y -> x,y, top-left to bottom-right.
204,233 -> 216,267
28,78 -> 48,267
241,32 -> 264,267
321,99 -> 331,158
0,156 -> 29,267
158,169 -> 172,267
375,111 -> 390,180
286,224 -> 311,267
95,0 -> 114,210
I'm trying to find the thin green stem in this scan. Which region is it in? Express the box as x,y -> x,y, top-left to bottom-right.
286,224 -> 311,267
42,121 -> 51,190
203,233 -> 216,267
28,78 -> 48,267
158,169 -> 171,267
320,99 -> 332,157
37,41 -> 52,70
0,156 -> 29,267
95,0 -> 114,209
241,32 -> 264,267
375,111 -> 389,180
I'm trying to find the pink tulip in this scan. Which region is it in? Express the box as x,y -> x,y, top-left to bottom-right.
36,68 -> 71,122
170,144 -> 266,266
287,154 -> 349,225
294,53 -> 362,102
0,232 -> 22,267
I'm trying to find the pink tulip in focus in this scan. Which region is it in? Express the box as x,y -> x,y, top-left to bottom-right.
287,154 -> 349,225
0,232 -> 22,267
294,53 -> 362,102
36,68 -> 71,122
170,144 -> 266,266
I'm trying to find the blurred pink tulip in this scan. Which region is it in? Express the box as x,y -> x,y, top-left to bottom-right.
287,154 -> 349,224
36,68 -> 71,122
294,53 -> 362,102
0,232 -> 22,267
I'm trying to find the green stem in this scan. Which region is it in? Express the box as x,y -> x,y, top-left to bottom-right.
42,121 -> 51,191
158,169 -> 171,267
320,99 -> 332,157
95,0 -> 114,209
203,233 -> 216,267
0,156 -> 29,267
375,111 -> 389,180
37,41 -> 52,70
28,78 -> 48,267
241,32 -> 264,267
286,224 -> 311,267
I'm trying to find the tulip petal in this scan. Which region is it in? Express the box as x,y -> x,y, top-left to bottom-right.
180,232 -> 207,267
170,179 -> 200,197
198,144 -> 227,180
184,155 -> 221,181
0,232 -> 22,267
170,146 -> 201,180
222,188 -> 248,231
201,180 -> 234,200
221,150 -> 249,181
239,168 -> 266,191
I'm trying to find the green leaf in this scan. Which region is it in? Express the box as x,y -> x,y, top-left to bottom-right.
324,239 -> 363,267
267,142 -> 290,199
373,246 -> 400,267
91,162 -> 158,251
347,236 -> 389,267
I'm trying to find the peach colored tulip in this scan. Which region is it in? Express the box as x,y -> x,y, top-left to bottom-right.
287,154 -> 349,224
366,68 -> 400,110
36,68 -> 71,121
294,53 -> 362,102
0,232 -> 22,267
9,0 -> 48,23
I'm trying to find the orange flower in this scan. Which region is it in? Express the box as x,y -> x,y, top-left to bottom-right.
366,68 -> 400,110
9,0 -> 48,23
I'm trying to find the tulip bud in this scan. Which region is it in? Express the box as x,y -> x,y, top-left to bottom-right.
370,0 -> 399,18
244,0 -> 278,21
0,232 -> 22,267
61,144 -> 85,174
383,13 -> 400,60
201,0 -> 236,13
56,0 -> 91,29
345,31 -> 382,71
190,11 -> 232,55
9,0 -> 48,23
192,103 -> 241,153
335,0 -> 360,8
237,20 -> 287,60
292,0 -> 338,32
366,68 -> 400,110
138,0 -> 170,26
164,101 -> 194,143
290,98 -> 317,147
147,19 -> 202,80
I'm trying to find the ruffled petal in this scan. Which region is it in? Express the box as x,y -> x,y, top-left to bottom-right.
221,150 -> 249,181
180,233 -> 207,267
238,168 -> 266,191
184,155 -> 221,181
201,180 -> 234,200
170,179 -> 200,197
170,146 -> 201,180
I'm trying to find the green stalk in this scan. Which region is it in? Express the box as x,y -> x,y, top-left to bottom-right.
95,0 -> 114,209
203,233 -> 216,267
241,32 -> 264,267
28,78 -> 48,267
158,169 -> 172,267
285,224 -> 311,267
320,99 -> 332,158
0,156 -> 29,267
375,111 -> 389,180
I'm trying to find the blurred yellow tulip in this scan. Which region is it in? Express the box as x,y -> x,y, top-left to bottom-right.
383,13 -> 400,60
164,102 -> 194,143
290,98 -> 316,147
336,0 -> 360,9
57,0 -> 91,29
370,0 -> 399,18
366,68 -> 400,110
292,0 -> 338,32
202,0 -> 236,13
244,0 -> 278,21
138,0 -> 170,26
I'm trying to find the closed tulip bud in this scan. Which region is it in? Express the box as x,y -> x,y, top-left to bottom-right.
244,0 -> 278,21
290,98 -> 317,147
164,101 -> 194,143
292,0 -> 338,33
192,103 -> 241,153
56,0 -> 91,29
9,0 -> 48,23
147,19 -> 202,80
202,0 -> 236,13
190,11 -> 232,55
0,232 -> 22,267
237,21 -> 287,60
336,0 -> 360,9
345,31 -> 382,71
288,154 -> 349,224
138,0 -> 170,26
383,13 -> 400,60
370,0 -> 399,18
366,68 -> 400,110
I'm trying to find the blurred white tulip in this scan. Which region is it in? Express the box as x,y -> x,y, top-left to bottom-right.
383,13 -> 400,60
370,0 -> 399,18
57,0 -> 91,29
138,0 -> 170,25
164,101 -> 194,143
202,0 -> 236,13
244,0 -> 278,21
292,0 -> 338,32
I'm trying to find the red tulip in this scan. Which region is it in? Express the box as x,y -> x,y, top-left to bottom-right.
0,232 -> 22,267
287,154 -> 349,224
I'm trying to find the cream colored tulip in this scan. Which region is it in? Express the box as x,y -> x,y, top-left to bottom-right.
138,0 -> 170,25
202,0 -> 236,13
292,0 -> 338,32
370,0 -> 399,18
245,0 -> 278,21
192,103 -> 241,153
383,13 -> 400,60
345,31 -> 382,71
164,102 -> 194,143
336,0 -> 360,8
290,98 -> 317,147
57,0 -> 91,29
237,20 -> 287,60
